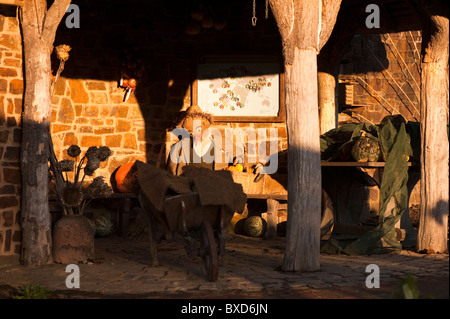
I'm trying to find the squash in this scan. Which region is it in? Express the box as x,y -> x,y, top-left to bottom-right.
113,162 -> 139,193
93,216 -> 113,237
351,134 -> 381,162
243,216 -> 267,237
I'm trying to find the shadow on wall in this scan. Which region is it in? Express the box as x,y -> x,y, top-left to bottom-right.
50,0 -> 282,173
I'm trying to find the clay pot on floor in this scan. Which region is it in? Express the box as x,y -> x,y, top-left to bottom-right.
53,215 -> 94,264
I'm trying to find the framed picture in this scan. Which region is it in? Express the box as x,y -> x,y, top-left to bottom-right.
192,56 -> 285,122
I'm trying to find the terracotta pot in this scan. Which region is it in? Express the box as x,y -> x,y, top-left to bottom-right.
53,215 -> 94,264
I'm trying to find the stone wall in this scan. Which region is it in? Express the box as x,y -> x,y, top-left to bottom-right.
0,13 -> 23,256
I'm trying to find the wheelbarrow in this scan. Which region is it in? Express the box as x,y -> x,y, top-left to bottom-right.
132,190 -> 234,281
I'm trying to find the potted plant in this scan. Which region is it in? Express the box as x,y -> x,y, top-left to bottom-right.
50,144 -> 113,264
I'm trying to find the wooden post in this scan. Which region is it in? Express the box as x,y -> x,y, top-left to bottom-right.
19,0 -> 71,265
269,0 -> 341,272
318,70 -> 339,135
417,0 -> 449,253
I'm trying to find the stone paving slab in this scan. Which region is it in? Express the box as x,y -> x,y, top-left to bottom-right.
0,234 -> 448,299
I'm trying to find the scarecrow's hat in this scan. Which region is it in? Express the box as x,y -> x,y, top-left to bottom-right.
177,105 -> 213,133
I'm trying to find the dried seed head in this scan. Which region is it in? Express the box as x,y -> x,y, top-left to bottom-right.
56,159 -> 75,172
55,44 -> 71,62
85,146 -> 100,160
84,157 -> 101,176
87,177 -> 113,198
67,145 -> 81,158
98,146 -> 112,161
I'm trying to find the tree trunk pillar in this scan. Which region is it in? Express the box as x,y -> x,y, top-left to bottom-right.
269,0 -> 342,272
417,1 -> 449,253
20,41 -> 54,265
283,47 -> 322,271
19,0 -> 72,265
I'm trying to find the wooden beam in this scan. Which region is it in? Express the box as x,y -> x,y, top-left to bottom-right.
0,0 -> 23,6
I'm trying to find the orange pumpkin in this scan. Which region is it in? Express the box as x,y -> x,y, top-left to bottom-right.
113,162 -> 139,193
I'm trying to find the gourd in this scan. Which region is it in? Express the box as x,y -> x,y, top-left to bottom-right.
351,132 -> 381,162
243,216 -> 267,237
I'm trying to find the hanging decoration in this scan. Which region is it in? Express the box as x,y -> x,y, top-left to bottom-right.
119,47 -> 144,102
251,0 -> 269,26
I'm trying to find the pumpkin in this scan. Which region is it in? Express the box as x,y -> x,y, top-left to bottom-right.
243,216 -> 267,237
112,162 -> 139,193
351,135 -> 381,162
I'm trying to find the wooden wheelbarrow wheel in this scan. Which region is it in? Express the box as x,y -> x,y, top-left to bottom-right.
200,221 -> 219,282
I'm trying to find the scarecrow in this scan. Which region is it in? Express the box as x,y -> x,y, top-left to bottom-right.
166,105 -> 217,176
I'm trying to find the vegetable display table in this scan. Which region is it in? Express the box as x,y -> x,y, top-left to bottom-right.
230,161 -> 420,243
